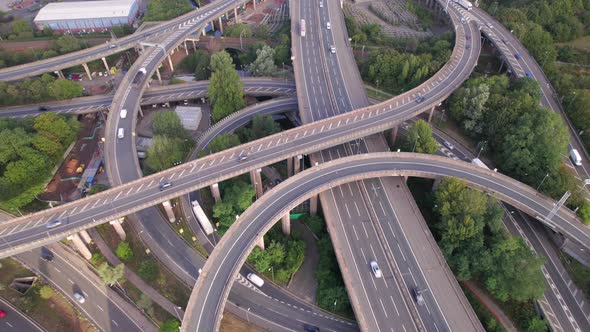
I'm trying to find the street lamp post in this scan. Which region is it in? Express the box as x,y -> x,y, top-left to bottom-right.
412,135 -> 420,152
476,141 -> 487,159
537,173 -> 549,191
246,307 -> 251,323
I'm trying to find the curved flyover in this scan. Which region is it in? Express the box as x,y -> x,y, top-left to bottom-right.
0,78 -> 295,118
182,152 -> 587,331
0,3 -> 248,82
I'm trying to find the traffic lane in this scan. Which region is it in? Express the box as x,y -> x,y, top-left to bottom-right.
362,176 -> 449,331
511,211 -> 590,331
0,297 -> 43,331
17,247 -> 146,332
319,146 -> 410,331
185,154 -> 590,330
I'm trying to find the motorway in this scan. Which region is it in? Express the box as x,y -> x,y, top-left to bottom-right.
292,0 -> 463,329
0,78 -> 295,118
0,297 -> 43,331
16,244 -> 156,332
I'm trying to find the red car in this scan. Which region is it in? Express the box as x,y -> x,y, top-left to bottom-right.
0,309 -> 6,319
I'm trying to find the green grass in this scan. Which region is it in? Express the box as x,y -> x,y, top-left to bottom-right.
560,252 -> 590,298
0,258 -> 98,331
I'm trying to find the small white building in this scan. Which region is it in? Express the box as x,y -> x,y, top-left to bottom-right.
33,0 -> 139,33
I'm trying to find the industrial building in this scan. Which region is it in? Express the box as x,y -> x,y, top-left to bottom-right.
33,0 -> 139,33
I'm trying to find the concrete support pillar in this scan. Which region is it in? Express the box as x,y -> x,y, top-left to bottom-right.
138,106 -> 144,118
183,41 -> 189,55
54,70 -> 64,79
79,230 -> 92,244
218,17 -> 223,33
192,39 -> 197,52
432,176 -> 443,191
253,0 -> 256,10
294,155 -> 302,174
67,233 -> 92,260
250,168 -> 263,199
156,67 -> 162,83
428,106 -> 435,123
309,194 -> 318,215
101,57 -> 110,72
167,55 -> 174,72
82,63 -> 92,81
202,28 -> 206,36
211,183 -> 221,202
281,214 -> 291,235
109,218 -> 127,240
234,7 -> 239,22
256,235 -> 265,250
390,126 -> 399,145
287,157 -> 294,177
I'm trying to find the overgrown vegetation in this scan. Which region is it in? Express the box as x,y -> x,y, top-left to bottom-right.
0,74 -> 84,106
402,119 -> 438,154
144,111 -> 194,174
307,214 -> 353,316
0,114 -> 80,211
208,51 -> 246,122
448,74 -> 590,223
410,177 -> 548,330
143,0 -> 193,22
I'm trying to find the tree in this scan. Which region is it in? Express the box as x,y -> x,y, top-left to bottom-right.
145,136 -> 186,172
159,319 -> 180,332
239,115 -> 281,142
53,35 -> 84,54
139,260 -> 159,282
403,120 -> 438,154
143,0 -> 193,21
152,111 -> 187,139
33,113 -> 78,146
450,83 -> 490,135
39,285 -> 54,299
526,317 -> 548,332
97,263 -> 125,286
208,51 -> 245,122
223,23 -> 252,38
49,79 -> 84,100
11,19 -> 32,38
208,133 -> 241,153
116,242 -> 134,261
254,24 -> 270,40
212,180 -> 255,233
180,50 -> 210,80
247,45 -> 278,77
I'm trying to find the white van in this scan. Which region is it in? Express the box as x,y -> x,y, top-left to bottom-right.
120,109 -> 127,119
117,128 -> 124,139
570,148 -> 582,166
247,273 -> 264,287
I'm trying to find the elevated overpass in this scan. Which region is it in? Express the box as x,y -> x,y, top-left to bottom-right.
0,78 -> 295,117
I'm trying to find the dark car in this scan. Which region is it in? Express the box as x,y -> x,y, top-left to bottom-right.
38,106 -> 50,111
525,71 -> 533,78
159,181 -> 172,191
415,96 -> 425,103
514,53 -> 521,60
303,324 -> 320,332
41,250 -> 54,262
274,179 -> 282,185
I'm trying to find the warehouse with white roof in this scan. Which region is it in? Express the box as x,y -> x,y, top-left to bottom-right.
33,0 -> 139,32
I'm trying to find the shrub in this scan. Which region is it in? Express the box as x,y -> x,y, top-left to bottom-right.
39,285 -> 54,299
115,242 -> 134,261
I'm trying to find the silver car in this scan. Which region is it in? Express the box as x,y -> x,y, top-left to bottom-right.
412,288 -> 425,305
73,291 -> 86,304
370,261 -> 382,278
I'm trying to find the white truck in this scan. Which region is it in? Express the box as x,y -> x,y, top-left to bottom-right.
191,200 -> 214,235
570,148 -> 583,166
454,0 -> 473,10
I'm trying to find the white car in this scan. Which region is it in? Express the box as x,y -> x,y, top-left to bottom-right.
73,291 -> 86,304
443,140 -> 454,150
370,261 -> 382,278
319,1 -> 323,7
486,22 -> 494,29
330,46 -> 336,54
326,22 -> 331,29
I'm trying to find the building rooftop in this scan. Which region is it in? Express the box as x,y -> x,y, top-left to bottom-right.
34,0 -> 136,21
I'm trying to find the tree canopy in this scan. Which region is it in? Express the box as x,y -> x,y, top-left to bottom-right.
403,119 -> 438,154
247,45 -> 278,77
212,180 -> 255,234
208,51 -> 245,122
143,0 -> 193,22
